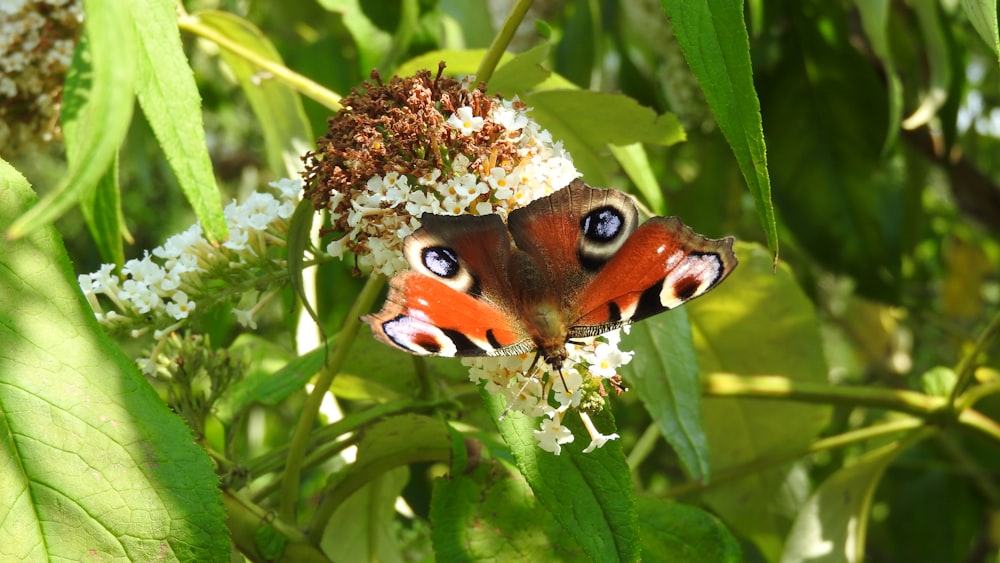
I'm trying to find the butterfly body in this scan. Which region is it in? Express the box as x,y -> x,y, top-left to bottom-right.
363,180 -> 737,369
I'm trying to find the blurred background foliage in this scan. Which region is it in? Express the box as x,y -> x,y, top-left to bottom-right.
8,0 -> 1000,560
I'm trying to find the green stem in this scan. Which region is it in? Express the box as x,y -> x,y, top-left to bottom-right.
626,422 -> 662,475
664,417 -> 929,498
278,275 -> 385,522
958,408 -> 1000,443
956,379 -> 1000,411
704,373 -> 947,417
475,0 -> 534,84
177,13 -> 342,111
949,307 -> 1000,407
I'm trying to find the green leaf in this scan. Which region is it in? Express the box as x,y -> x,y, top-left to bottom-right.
395,48 -> 493,79
624,308 -> 710,481
486,392 -> 639,562
523,89 -> 684,184
781,438 -> 923,563
636,497 -> 741,562
6,0 -> 135,241
319,415 -> 451,518
0,160 -> 228,560
607,143 -> 667,213
962,0 -> 1000,61
686,242 -> 831,559
287,198 -> 322,332
854,0 -> 902,152
195,10 -> 314,176
489,42 -> 553,95
430,454 -> 584,561
79,155 -> 127,267
661,0 -> 778,259
132,0 -> 227,243
321,467 -> 410,562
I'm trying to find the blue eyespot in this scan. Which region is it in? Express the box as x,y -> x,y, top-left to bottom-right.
422,246 -> 460,278
581,207 -> 624,242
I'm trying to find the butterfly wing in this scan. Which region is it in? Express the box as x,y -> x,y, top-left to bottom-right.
569,216 -> 737,336
507,179 -> 639,297
363,272 -> 534,356
364,212 -> 536,357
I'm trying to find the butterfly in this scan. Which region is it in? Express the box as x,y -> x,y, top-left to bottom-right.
362,179 -> 738,370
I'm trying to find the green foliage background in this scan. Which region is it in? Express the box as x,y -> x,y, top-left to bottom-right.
3,0 -> 1000,561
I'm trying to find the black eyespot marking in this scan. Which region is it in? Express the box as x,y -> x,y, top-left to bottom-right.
581,206 -> 625,243
422,246 -> 460,278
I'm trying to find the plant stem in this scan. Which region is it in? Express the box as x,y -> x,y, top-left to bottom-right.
950,307 -> 1000,406
704,373 -> 947,416
664,417 -> 929,498
278,275 -> 385,522
475,0 -> 534,84
177,12 -> 342,111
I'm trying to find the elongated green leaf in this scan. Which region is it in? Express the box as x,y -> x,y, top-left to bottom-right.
196,10 -> 313,176
637,497 -> 741,562
78,155 -> 127,267
0,160 -> 228,561
854,0 -> 902,152
962,0 -> 1000,60
132,0 -> 227,243
624,308 -> 709,481
687,242 -> 831,560
6,0 -> 135,241
486,392 -> 639,562
781,436 -> 926,563
661,0 -> 778,259
287,198 -> 322,332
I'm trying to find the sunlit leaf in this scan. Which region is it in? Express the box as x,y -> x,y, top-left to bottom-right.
133,0 -> 227,242
637,497 -> 741,562
430,454 -> 583,560
486,393 -> 639,562
0,161 -> 228,561
625,309 -> 709,481
781,437 -> 925,563
687,242 -> 832,560
6,0 -> 135,241
661,0 -> 778,259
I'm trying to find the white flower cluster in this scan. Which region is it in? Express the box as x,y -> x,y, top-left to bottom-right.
0,0 -> 81,152
327,99 -> 579,278
464,330 -> 634,455
78,178 -> 303,372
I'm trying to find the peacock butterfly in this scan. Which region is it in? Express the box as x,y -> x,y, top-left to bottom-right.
362,179 -> 738,369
